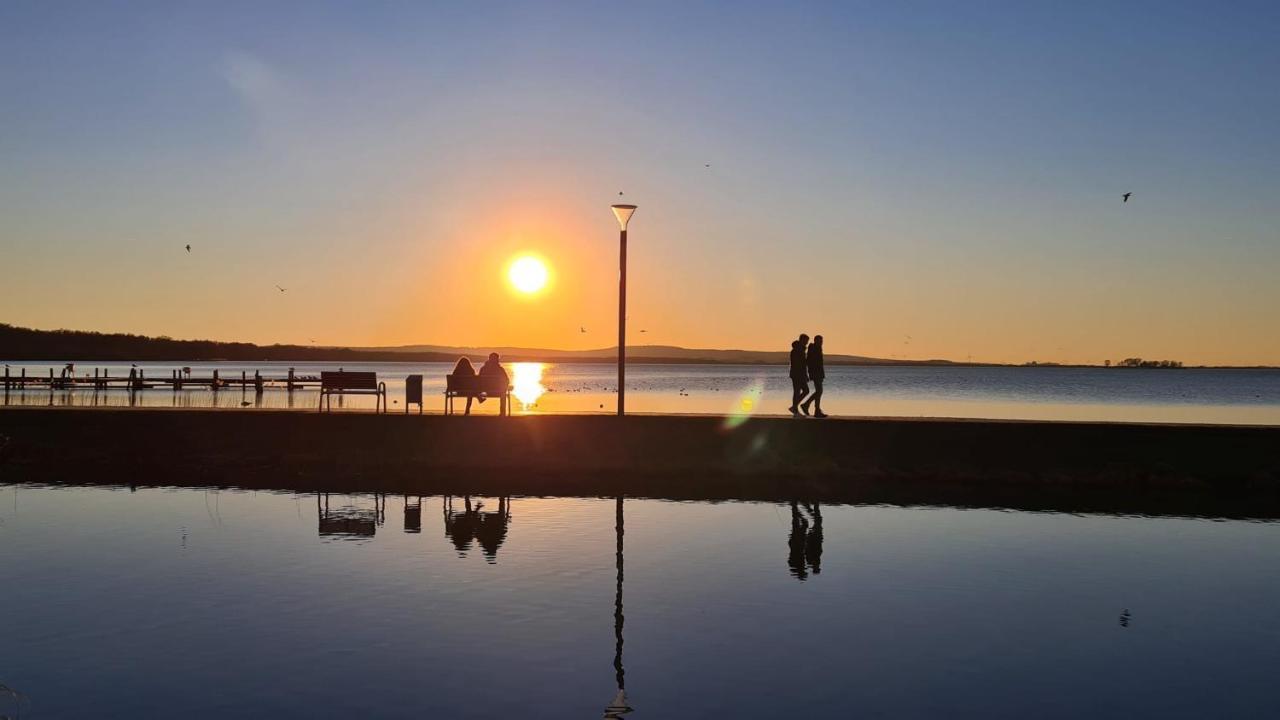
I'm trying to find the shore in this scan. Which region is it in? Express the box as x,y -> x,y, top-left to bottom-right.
2,407 -> 1279,518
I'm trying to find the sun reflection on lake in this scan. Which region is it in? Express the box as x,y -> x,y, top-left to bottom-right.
511,362 -> 547,410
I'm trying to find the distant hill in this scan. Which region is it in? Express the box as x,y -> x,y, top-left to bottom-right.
356,343 -> 958,366
0,322 -> 958,365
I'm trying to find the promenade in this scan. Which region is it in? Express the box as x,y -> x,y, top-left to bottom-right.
2,408 -> 1278,518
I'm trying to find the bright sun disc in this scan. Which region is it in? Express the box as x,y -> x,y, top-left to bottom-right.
508,256 -> 549,294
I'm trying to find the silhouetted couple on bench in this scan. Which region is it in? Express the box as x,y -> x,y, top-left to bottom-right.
447,352 -> 512,416
789,333 -> 827,418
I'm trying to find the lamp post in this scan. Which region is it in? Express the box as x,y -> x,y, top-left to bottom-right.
610,204 -> 636,416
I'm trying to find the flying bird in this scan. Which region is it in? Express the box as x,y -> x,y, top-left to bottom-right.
580,326 -> 587,333
185,244 -> 191,253
640,329 -> 648,333
1122,192 -> 1132,203
705,163 -> 711,168
276,285 -> 287,293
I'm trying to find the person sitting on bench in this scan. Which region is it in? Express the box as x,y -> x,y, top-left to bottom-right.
477,353 -> 509,408
452,356 -> 478,415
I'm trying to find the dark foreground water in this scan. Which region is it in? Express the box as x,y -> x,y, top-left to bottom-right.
3,486 -> 1279,719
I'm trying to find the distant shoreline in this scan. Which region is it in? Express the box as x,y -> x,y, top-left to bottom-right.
2,322 -> 1276,369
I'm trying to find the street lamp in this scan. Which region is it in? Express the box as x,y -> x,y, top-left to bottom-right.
610,204 -> 636,416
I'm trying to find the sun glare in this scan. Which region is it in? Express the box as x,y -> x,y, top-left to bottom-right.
508,255 -> 549,295
511,362 -> 548,409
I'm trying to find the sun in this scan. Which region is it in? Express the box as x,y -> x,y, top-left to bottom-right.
507,255 -> 549,295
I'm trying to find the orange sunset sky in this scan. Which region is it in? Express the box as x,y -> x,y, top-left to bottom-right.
3,4 -> 1278,365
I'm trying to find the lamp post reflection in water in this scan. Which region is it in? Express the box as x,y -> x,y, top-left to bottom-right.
604,495 -> 634,717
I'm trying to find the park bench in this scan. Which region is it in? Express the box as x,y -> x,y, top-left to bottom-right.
445,374 -> 512,416
319,371 -> 387,413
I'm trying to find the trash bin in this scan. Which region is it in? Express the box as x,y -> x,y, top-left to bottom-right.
405,374 -> 424,414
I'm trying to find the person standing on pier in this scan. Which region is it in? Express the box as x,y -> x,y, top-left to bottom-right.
801,335 -> 827,418
788,334 -> 810,416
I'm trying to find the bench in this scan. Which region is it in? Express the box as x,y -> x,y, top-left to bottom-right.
445,374 -> 512,416
319,371 -> 387,413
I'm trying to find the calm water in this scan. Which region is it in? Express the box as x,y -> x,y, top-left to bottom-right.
4,361 -> 1280,424
2,485 -> 1279,718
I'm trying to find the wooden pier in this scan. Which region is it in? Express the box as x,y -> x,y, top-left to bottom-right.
2,365 -> 322,393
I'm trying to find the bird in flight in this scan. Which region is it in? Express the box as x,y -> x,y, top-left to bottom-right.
640,329 -> 648,333
580,326 -> 587,333
276,285 -> 287,293
185,244 -> 191,253
705,163 -> 711,168
1122,192 -> 1132,203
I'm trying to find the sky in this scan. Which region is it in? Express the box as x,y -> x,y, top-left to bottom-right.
2,1 -> 1278,365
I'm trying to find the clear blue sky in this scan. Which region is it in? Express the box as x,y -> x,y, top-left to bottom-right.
2,1 -> 1278,363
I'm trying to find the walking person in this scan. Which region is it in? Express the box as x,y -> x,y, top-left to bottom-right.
788,333 -> 810,416
801,335 -> 827,418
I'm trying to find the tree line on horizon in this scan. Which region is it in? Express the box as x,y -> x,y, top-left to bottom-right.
0,323 -> 461,363
1112,358 -> 1185,368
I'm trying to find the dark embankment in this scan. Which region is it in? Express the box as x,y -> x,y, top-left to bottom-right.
1,408 -> 1278,519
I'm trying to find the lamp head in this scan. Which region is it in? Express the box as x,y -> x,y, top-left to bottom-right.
611,204 -> 637,231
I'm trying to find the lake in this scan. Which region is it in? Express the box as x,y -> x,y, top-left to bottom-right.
4,361 -> 1280,424
2,485 -> 1278,718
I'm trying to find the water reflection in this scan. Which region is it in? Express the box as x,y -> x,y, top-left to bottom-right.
787,501 -> 824,580
0,681 -> 30,719
443,496 -> 512,562
511,362 -> 547,410
10,486 -> 1280,718
316,493 -> 385,538
403,495 -> 422,534
605,496 -> 634,718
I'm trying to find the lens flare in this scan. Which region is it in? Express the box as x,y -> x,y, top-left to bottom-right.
722,378 -> 766,430
511,362 -> 547,409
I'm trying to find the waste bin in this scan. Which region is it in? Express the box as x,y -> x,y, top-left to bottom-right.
405,374 -> 424,414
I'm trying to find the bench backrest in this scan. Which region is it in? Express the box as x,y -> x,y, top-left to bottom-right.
320,371 -> 379,390
446,373 -> 509,395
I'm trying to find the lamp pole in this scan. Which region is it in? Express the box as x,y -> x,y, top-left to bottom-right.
611,204 -> 636,417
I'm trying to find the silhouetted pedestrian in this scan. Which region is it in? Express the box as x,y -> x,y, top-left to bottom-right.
801,335 -> 827,418
788,334 -> 810,416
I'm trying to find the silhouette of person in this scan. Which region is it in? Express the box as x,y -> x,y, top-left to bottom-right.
787,500 -> 810,580
444,495 -> 480,554
477,352 -> 509,413
802,502 -> 823,574
787,500 -> 824,580
443,496 -> 512,562
473,496 -> 511,562
801,335 -> 827,418
452,356 -> 478,415
788,334 -> 810,416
